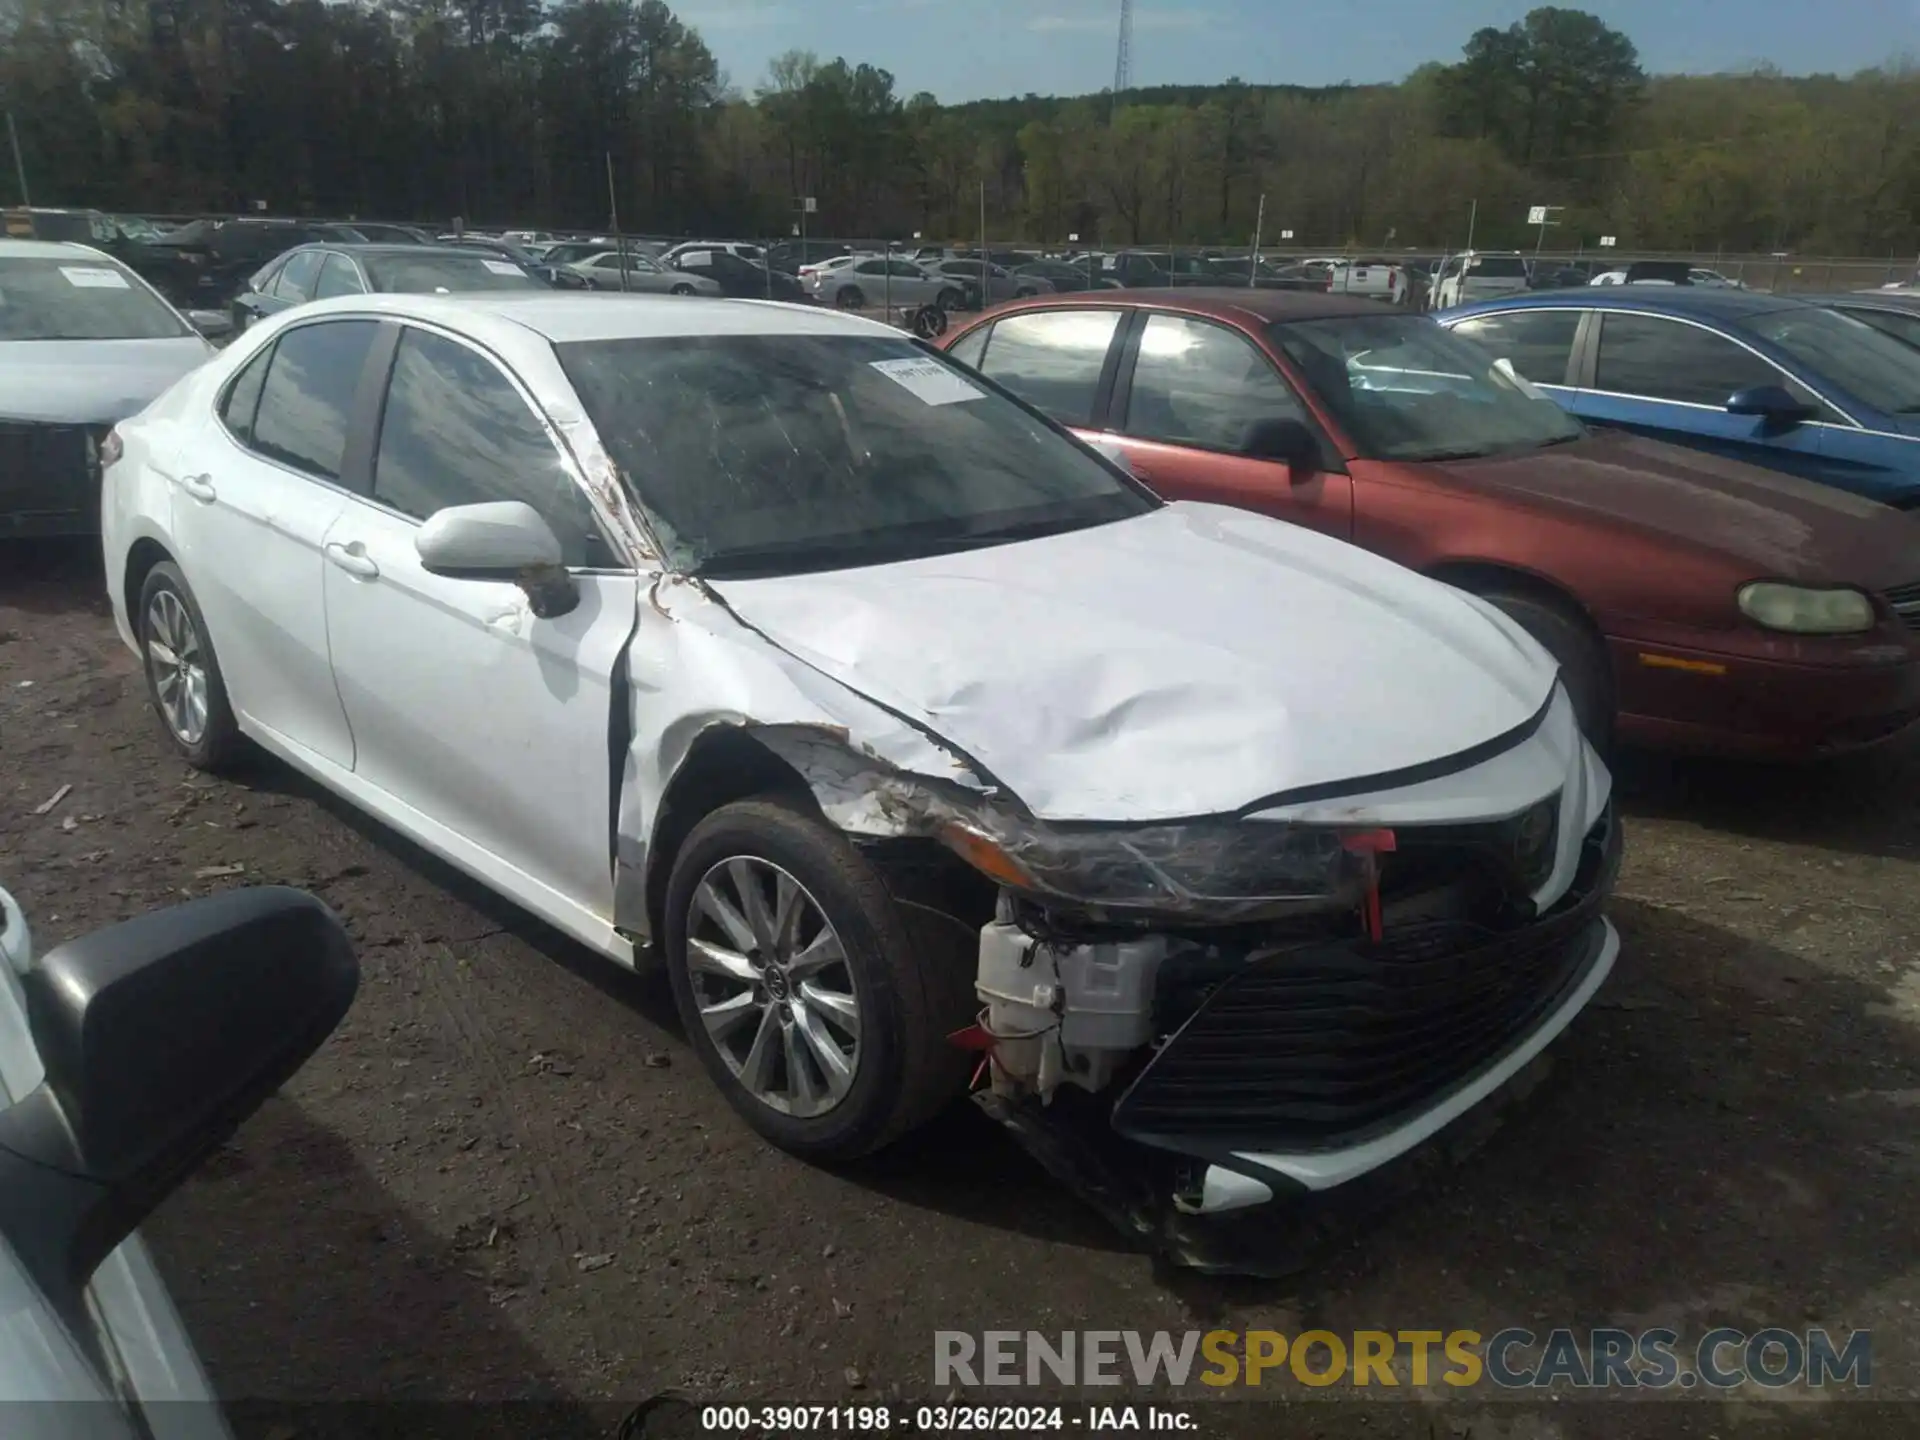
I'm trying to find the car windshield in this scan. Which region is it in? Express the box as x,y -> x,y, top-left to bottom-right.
1747,307 -> 1920,415
0,256 -> 190,340
366,254 -> 542,293
558,333 -> 1155,576
1271,313 -> 1585,462
113,216 -> 164,242
1468,256 -> 1529,278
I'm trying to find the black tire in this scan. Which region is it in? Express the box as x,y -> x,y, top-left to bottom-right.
1478,587 -> 1614,749
1014,286 -> 1038,299
936,287 -> 963,311
836,286 -> 866,310
137,561 -> 245,772
669,283 -> 695,296
663,795 -> 969,1161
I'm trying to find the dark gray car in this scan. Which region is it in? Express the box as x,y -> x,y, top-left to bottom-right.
230,243 -> 547,333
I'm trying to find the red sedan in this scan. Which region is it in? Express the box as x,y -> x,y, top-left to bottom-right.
942,290 -> 1920,757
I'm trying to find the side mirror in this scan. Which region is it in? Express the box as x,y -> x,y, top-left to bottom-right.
1726,384 -> 1816,427
184,308 -> 233,340
1241,416 -> 1322,474
416,500 -> 580,619
0,888 -> 356,1333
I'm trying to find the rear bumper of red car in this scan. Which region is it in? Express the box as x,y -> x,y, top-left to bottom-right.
1611,634 -> 1920,758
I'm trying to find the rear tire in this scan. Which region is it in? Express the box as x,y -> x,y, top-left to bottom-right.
1478,587 -> 1614,750
669,283 -> 695,296
663,796 -> 969,1161
138,561 -> 245,772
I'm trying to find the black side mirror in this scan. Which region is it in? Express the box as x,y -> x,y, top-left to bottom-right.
1726,384 -> 1816,427
1241,416 -> 1322,474
0,888 -> 356,1333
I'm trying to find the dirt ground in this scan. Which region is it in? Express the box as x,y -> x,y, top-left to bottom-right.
3,539 -> 1918,1440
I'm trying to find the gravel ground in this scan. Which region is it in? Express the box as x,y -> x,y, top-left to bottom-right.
3,540 -> 1917,1440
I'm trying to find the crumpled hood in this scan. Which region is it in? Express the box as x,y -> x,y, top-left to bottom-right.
0,337 -> 212,425
708,502 -> 1557,821
1433,429 -> 1920,589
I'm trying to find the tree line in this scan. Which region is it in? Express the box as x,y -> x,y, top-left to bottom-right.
2,0 -> 1916,255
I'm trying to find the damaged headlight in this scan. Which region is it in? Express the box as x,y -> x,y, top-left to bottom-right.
937,811 -> 1363,917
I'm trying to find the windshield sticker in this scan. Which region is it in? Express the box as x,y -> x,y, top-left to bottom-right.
60,266 -> 130,290
869,357 -> 985,406
481,259 -> 524,276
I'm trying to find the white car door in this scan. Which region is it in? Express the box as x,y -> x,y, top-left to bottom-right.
164,320 -> 378,768
319,322 -> 638,950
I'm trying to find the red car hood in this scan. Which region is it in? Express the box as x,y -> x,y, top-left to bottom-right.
1433,431 -> 1920,590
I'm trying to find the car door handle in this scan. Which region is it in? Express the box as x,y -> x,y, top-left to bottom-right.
178,473 -> 216,503
323,542 -> 379,580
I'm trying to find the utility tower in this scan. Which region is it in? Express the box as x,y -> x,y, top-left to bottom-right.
1112,0 -> 1133,103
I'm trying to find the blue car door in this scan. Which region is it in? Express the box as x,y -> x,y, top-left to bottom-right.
1800,423 -> 1920,505
1574,310 -> 1838,487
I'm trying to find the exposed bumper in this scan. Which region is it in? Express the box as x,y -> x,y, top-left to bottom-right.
1611,635 -> 1920,758
1189,915 -> 1617,1211
1115,805 -> 1622,1208
0,421 -> 104,538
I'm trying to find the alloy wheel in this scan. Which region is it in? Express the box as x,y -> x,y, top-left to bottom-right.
684,856 -> 861,1119
145,589 -> 208,745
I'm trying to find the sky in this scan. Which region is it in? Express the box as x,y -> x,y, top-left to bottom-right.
672,0 -> 1916,104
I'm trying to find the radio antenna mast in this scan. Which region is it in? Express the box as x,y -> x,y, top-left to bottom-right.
1112,0 -> 1133,110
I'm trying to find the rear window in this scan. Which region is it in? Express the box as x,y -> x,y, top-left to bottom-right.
365,254 -> 543,293
1470,256 -> 1529,278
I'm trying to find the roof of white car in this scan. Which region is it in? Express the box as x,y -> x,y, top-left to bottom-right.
292,291 -> 898,344
0,238 -> 111,260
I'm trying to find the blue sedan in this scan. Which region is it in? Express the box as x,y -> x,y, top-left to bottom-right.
1437,288 -> 1920,507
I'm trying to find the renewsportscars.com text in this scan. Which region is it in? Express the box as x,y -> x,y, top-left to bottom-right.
934,1328 -> 1872,1391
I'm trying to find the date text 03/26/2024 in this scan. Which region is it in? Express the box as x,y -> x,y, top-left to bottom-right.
699,1406 -> 1194,1432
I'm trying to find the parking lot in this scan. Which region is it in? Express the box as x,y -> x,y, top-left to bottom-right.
2,538 -> 1916,1437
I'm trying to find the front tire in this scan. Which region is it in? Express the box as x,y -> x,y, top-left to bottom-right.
836,286 -> 866,310
669,283 -> 695,296
1478,587 -> 1614,750
937,287 -> 963,311
138,561 -> 244,771
664,796 -> 968,1161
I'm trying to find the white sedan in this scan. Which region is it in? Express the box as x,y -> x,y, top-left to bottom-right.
806,255 -> 964,310
101,293 -> 1617,1257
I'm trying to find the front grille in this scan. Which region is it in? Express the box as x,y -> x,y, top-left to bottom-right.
1883,581 -> 1920,632
0,420 -> 99,530
1111,808 -> 1619,1154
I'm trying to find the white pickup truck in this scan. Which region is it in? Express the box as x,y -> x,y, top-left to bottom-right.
1318,257 -> 1412,305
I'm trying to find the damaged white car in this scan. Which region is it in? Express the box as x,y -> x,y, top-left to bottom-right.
100,293 -> 1620,1268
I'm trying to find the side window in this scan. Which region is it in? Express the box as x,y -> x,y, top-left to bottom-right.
218,344 -> 275,444
854,260 -> 888,277
1124,313 -> 1313,453
249,320 -> 379,481
313,254 -> 365,299
372,328 -> 612,569
973,309 -> 1121,426
1449,311 -> 1582,386
890,261 -> 925,278
1594,314 -> 1782,406
249,258 -> 287,296
274,250 -> 324,301
947,326 -> 989,370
